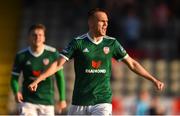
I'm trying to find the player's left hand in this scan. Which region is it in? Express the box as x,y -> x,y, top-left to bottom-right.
155,80 -> 164,91
56,100 -> 67,114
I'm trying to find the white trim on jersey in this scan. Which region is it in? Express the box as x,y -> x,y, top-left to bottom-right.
17,48 -> 29,54
11,72 -> 20,76
28,45 -> 45,57
104,35 -> 116,40
75,33 -> 87,40
45,45 -> 56,52
118,54 -> 129,62
87,33 -> 104,45
59,53 -> 69,61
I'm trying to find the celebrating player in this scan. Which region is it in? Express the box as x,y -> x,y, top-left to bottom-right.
28,8 -> 164,115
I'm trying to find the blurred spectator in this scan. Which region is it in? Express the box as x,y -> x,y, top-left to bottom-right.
122,8 -> 141,50
151,1 -> 170,40
172,97 -> 180,115
148,96 -> 166,115
112,97 -> 123,115
135,90 -> 150,115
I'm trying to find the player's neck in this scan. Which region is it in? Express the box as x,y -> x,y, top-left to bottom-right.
88,32 -> 103,42
31,44 -> 45,54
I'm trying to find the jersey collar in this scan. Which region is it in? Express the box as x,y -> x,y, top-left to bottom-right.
28,45 -> 45,57
87,33 -> 104,45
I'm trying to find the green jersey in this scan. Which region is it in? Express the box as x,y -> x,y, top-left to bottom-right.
11,45 -> 65,105
60,33 -> 128,105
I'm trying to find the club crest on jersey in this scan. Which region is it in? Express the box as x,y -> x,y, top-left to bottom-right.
43,58 -> 49,65
103,47 -> 109,54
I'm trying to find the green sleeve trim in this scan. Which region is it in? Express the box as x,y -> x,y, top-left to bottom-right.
10,75 -> 19,95
55,69 -> 66,101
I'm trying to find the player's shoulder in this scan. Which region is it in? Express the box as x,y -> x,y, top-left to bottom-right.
44,45 -> 57,52
17,47 -> 29,55
103,35 -> 117,44
104,35 -> 116,41
16,47 -> 29,59
74,33 -> 87,40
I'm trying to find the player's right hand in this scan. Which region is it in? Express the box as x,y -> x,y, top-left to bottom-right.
15,92 -> 23,103
28,82 -> 38,92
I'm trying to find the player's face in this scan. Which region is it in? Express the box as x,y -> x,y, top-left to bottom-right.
91,11 -> 108,36
29,29 -> 45,47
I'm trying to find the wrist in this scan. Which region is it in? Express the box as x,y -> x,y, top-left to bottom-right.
35,75 -> 44,84
152,78 -> 158,84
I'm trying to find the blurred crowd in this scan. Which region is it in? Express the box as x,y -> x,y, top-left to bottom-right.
23,0 -> 180,60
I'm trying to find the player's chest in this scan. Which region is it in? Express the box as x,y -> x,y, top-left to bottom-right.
23,55 -> 54,70
77,44 -> 112,60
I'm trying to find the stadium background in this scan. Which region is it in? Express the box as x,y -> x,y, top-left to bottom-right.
0,0 -> 179,115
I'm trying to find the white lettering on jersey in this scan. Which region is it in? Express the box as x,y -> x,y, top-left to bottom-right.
85,69 -> 106,73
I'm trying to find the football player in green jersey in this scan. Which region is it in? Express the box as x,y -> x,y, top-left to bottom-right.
29,9 -> 164,115
11,24 -> 66,116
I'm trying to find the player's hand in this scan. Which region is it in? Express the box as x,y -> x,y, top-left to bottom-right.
154,80 -> 164,91
15,92 -> 23,103
56,100 -> 67,114
28,82 -> 38,92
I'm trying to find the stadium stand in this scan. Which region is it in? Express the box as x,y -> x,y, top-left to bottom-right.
0,0 -> 21,114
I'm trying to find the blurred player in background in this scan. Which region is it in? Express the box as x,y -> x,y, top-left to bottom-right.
28,8 -> 164,115
10,24 -> 66,116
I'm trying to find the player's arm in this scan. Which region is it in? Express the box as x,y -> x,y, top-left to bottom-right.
122,56 -> 164,91
11,54 -> 24,103
11,54 -> 20,95
55,69 -> 67,112
55,69 -> 66,101
11,74 -> 24,103
11,75 -> 19,95
28,57 -> 67,91
29,38 -> 76,91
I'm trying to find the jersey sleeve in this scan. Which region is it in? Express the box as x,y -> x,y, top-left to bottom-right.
54,49 -> 60,60
55,69 -> 66,101
60,39 -> 77,61
113,40 -> 129,61
11,54 -> 23,76
11,75 -> 19,95
54,49 -> 66,101
11,54 -> 22,95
